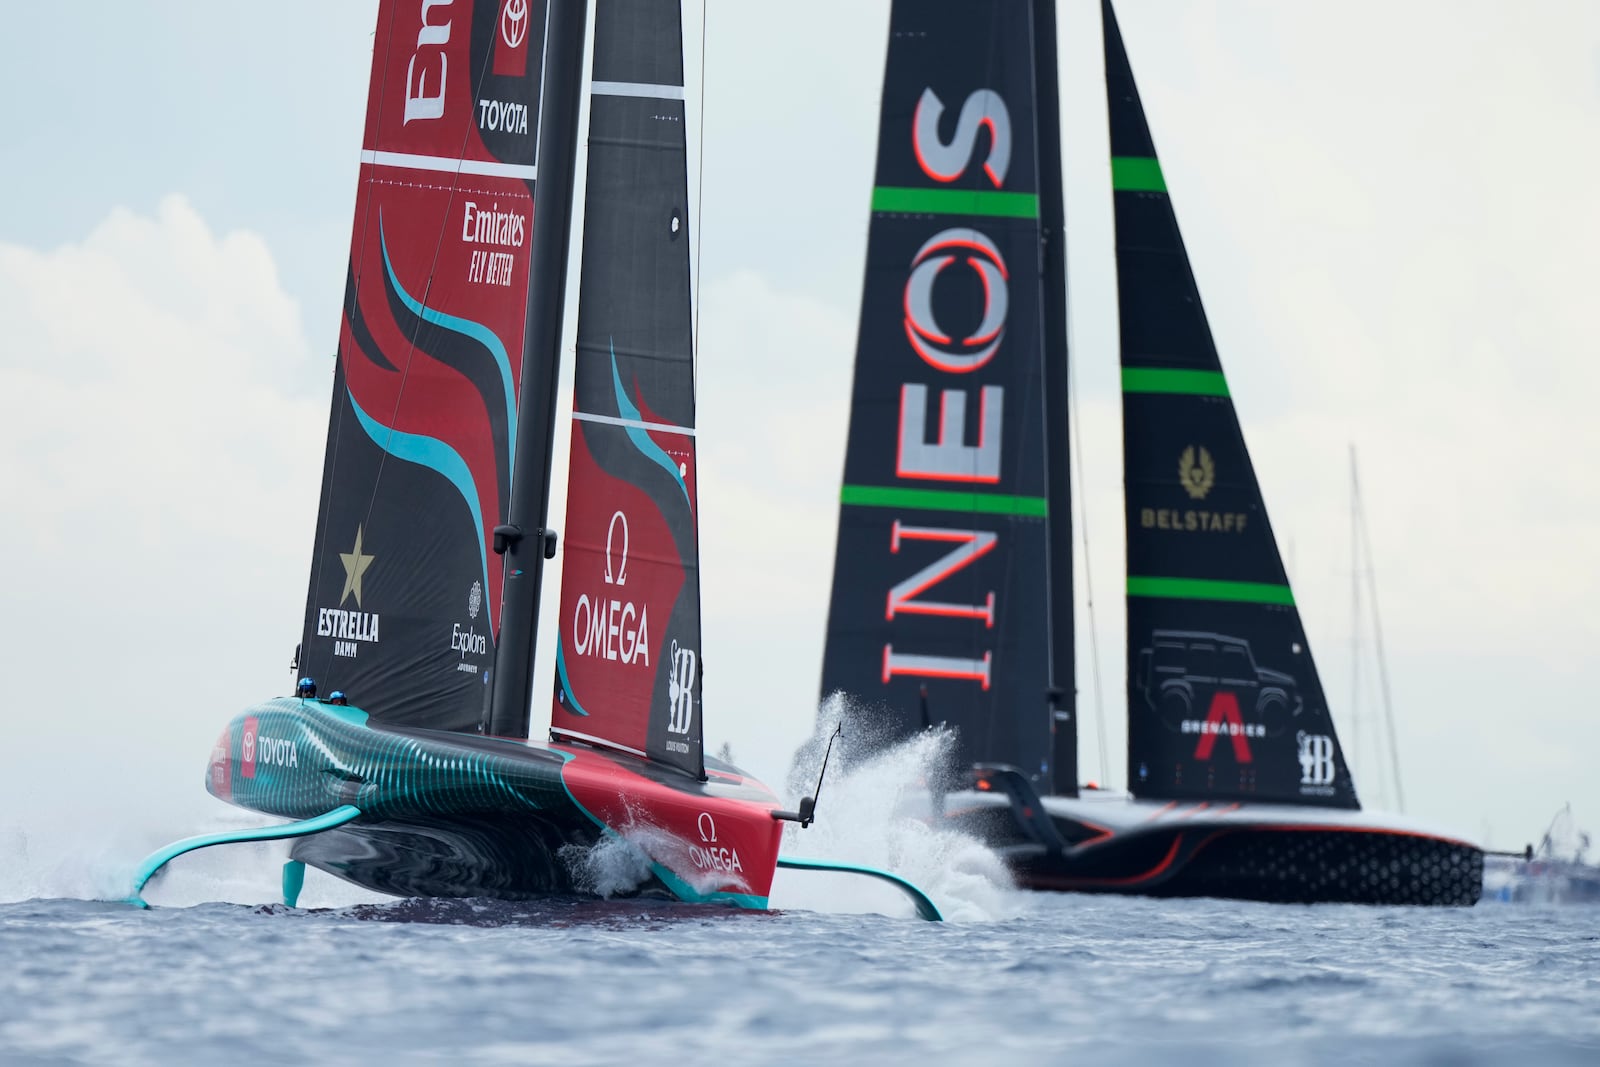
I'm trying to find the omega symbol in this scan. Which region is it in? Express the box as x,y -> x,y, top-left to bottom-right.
604,510 -> 629,586
697,812 -> 717,844
904,228 -> 1009,374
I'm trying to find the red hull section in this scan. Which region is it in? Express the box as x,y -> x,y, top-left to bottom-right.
557,745 -> 783,904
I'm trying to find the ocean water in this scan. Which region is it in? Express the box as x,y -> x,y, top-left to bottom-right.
3,734 -> 1597,1065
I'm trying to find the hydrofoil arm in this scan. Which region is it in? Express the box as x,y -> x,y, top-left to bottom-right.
776,855 -> 943,921
123,805 -> 363,908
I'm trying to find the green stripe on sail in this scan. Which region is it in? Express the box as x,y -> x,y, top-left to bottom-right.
1128,576 -> 1296,606
1112,156 -> 1166,192
872,186 -> 1039,219
1121,368 -> 1231,397
842,484 -> 1047,518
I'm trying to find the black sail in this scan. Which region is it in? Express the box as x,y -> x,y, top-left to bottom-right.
298,0 -> 548,730
1104,0 -> 1358,808
819,2 -> 1063,789
549,0 -> 704,777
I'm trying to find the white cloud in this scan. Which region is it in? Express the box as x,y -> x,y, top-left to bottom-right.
0,196 -> 325,864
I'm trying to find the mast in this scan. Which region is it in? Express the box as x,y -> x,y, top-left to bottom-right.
1350,444 -> 1361,778
1032,0 -> 1077,797
1353,447 -> 1407,812
487,0 -> 591,739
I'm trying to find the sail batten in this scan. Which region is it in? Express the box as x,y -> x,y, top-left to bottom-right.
1104,0 -> 1357,808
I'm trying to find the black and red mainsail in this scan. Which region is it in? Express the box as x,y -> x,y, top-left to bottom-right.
1104,0 -> 1357,807
297,0 -> 547,731
819,2 -> 1074,791
549,0 -> 705,778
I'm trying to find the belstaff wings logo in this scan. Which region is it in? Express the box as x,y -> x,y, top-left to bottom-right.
1179,446 -> 1216,500
904,228 -> 1010,374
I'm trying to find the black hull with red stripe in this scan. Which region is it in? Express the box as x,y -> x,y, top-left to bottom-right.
942,768 -> 1481,906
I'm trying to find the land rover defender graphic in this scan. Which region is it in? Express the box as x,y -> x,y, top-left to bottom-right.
1135,630 -> 1302,736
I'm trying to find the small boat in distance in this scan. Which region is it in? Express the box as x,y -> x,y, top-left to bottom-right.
1483,805 -> 1600,905
129,0 -> 937,921
811,0 -> 1481,906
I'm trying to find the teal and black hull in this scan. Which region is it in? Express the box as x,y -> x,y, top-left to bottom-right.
205,699 -> 787,906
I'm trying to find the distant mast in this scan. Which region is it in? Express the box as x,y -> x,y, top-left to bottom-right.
548,0 -> 706,777
1033,0 -> 1078,795
818,3 -> 1059,786
1104,0 -> 1357,807
299,0 -> 547,732
487,0 -> 589,739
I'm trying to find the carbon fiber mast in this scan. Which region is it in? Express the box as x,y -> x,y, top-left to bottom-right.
1033,0 -> 1077,796
487,0 -> 590,739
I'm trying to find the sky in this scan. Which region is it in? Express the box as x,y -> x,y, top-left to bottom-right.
1,1 -> 1597,866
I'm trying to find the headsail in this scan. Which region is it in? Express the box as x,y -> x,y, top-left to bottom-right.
818,3 -> 1065,789
298,0 -> 548,731
1104,0 -> 1358,808
550,0 -> 704,777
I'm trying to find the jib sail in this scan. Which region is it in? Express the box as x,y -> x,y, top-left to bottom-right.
298,0 -> 547,731
818,2 -> 1069,790
549,0 -> 705,778
1104,0 -> 1358,808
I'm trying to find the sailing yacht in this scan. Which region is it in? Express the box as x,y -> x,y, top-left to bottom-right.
128,0 -> 938,920
814,0 -> 1481,906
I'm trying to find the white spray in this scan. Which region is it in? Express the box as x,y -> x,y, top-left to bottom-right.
769,693 -> 1026,922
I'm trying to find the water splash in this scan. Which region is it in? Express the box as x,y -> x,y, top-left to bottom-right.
770,693 -> 1025,922
560,832 -> 656,899
0,802 -> 384,911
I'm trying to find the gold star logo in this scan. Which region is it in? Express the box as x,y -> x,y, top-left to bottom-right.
339,525 -> 376,607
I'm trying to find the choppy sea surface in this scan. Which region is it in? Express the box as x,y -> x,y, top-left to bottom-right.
3,733 -> 1596,1065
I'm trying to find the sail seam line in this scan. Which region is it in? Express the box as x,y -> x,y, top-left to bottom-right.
1111,155 -> 1167,192
1121,368 -> 1231,397
1127,576 -> 1296,605
871,186 -> 1039,218
360,149 -> 537,181
841,484 -> 1047,517
550,729 -> 649,760
591,80 -> 685,100
572,411 -> 695,437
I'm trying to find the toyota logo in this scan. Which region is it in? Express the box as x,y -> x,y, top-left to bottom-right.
501,0 -> 528,49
